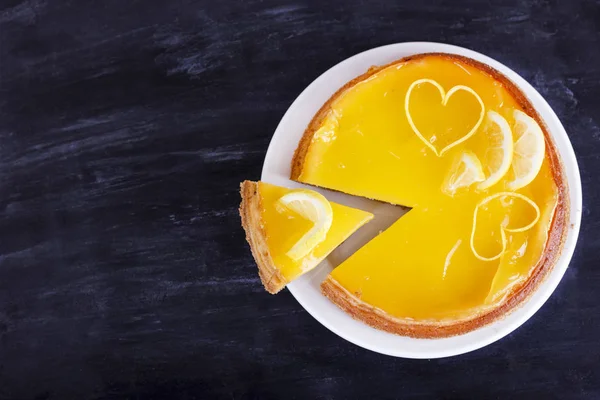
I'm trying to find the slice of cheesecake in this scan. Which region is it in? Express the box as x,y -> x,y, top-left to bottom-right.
239,181 -> 373,294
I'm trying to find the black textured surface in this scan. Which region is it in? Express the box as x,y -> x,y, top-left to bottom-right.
0,1 -> 598,399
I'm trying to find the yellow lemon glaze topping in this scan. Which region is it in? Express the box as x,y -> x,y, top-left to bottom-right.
259,182 -> 373,282
297,55 -> 558,321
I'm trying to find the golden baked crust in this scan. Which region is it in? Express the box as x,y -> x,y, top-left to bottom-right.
239,180 -> 287,294
291,53 -> 570,338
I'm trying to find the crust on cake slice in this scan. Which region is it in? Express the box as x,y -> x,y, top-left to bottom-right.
239,180 -> 287,294
292,52 -> 570,338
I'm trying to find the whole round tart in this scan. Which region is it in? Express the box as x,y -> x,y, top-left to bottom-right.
241,44 -> 581,355
289,53 -> 569,338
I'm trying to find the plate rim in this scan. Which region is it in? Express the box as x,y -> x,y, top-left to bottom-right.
260,42 -> 583,359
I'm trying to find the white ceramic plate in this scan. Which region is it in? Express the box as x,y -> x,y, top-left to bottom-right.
261,42 -> 582,359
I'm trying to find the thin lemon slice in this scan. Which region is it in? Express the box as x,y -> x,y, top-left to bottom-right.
506,110 -> 545,191
442,151 -> 485,196
477,110 -> 513,190
470,192 -> 541,261
276,189 -> 333,260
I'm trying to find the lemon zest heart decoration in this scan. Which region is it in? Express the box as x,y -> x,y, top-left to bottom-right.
470,192 -> 541,262
404,78 -> 485,157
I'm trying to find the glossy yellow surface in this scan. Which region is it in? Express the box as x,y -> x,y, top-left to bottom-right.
258,182 -> 373,282
297,55 -> 559,320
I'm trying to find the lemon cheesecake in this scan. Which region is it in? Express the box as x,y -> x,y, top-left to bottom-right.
291,53 -> 568,337
239,181 -> 373,294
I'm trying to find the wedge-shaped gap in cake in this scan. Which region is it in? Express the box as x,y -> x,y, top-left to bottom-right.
319,188 -> 410,269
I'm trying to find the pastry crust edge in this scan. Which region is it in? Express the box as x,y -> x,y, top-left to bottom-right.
239,180 -> 287,294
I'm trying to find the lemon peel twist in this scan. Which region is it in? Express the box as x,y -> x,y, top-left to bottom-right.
405,78 -> 485,157
470,192 -> 540,261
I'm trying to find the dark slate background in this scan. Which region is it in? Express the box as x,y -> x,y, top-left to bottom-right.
0,0 -> 598,399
